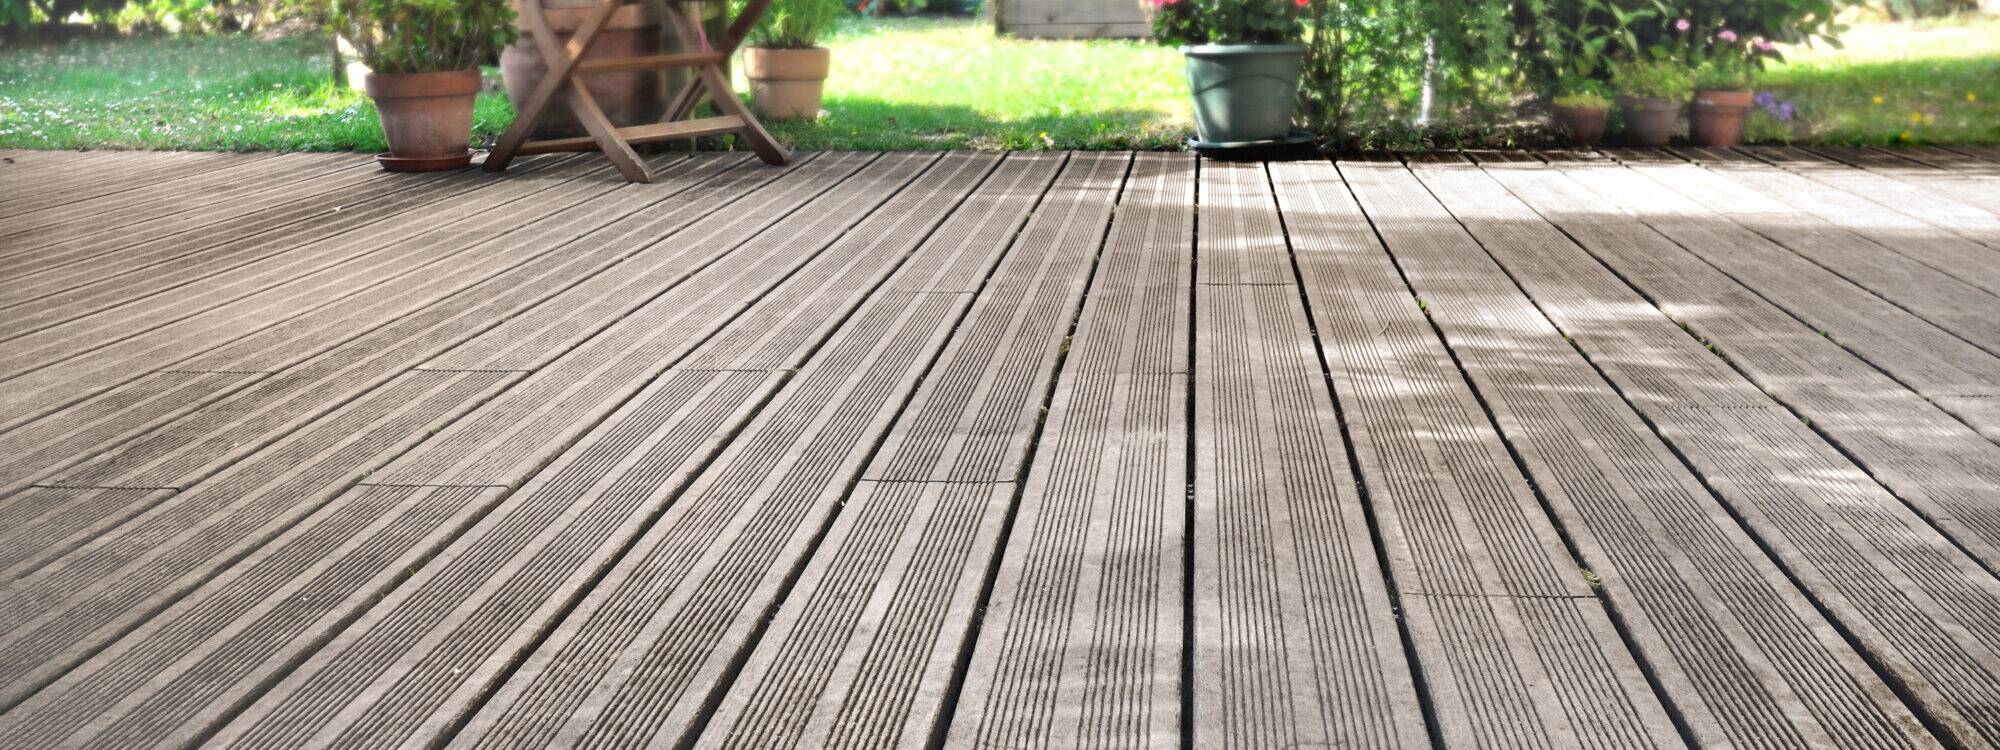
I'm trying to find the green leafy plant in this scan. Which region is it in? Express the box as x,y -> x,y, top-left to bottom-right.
1695,55 -> 1752,90
750,0 -> 845,48
1554,78 -> 1611,109
1150,0 -> 1305,47
298,0 -> 515,74
1613,57 -> 1694,100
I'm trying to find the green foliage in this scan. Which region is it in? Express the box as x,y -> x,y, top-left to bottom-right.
749,0 -> 845,48
1613,57 -> 1694,98
1552,91 -> 1616,108
296,0 -> 515,73
1695,55 -> 1753,89
1151,0 -> 1305,47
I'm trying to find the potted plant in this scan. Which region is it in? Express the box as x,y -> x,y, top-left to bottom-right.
1612,58 -> 1693,146
744,0 -> 844,121
1150,0 -> 1307,146
319,0 -> 517,171
1690,31 -> 1762,147
1551,81 -> 1612,146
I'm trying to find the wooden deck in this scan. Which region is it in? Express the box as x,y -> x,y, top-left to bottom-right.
2,144 -> 1999,749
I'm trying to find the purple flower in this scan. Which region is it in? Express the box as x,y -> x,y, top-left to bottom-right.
1718,29 -> 1738,43
1675,18 -> 1691,32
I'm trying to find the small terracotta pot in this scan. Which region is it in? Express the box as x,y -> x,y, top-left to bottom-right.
365,69 -> 480,171
1691,89 -> 1754,147
1617,95 -> 1684,147
744,47 -> 831,121
1551,104 -> 1608,146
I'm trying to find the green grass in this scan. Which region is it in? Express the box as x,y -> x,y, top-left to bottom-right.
1753,15 -> 1999,145
751,17 -> 1188,149
0,35 -> 514,150
0,15 -> 1992,151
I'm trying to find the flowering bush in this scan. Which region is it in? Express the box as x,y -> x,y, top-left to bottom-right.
1150,0 -> 1305,47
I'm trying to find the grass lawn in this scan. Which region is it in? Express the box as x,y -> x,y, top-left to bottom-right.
0,14 -> 1991,151
1755,15 -> 1999,145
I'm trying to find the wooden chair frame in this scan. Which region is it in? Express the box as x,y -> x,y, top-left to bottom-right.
484,0 -> 790,182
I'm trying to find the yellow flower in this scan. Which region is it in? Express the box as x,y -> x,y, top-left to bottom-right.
1969,92 -> 1979,102
1899,130 -> 1912,141
1871,95 -> 1883,105
1909,111 -> 1923,124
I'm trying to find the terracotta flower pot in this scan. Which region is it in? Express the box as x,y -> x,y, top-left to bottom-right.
1617,95 -> 1684,147
744,47 -> 831,121
364,69 -> 480,172
1552,104 -> 1608,146
1691,89 -> 1754,147
499,0 -> 673,138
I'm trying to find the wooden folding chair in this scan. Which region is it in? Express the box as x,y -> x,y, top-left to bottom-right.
485,0 -> 790,182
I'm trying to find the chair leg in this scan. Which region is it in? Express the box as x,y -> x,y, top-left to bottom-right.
695,66 -> 789,166
487,0 -> 620,174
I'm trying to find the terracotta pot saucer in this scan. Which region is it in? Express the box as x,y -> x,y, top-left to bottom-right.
376,152 -> 473,172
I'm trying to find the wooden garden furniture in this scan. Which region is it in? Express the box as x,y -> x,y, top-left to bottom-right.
485,0 -> 790,182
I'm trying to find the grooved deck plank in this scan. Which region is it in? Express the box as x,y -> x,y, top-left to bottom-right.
374,151 -> 939,487
0,151 -> 211,209
1551,160 -> 2000,410
0,371 -> 265,492
0,149 -> 986,748
0,151 -> 349,252
1667,147 -> 2000,299
0,369 -> 520,707
416,151 -> 869,373
0,149 -> 114,188
943,153 -> 1192,750
0,155 -> 742,500
1742,146 -> 2000,249
1363,158 -> 1937,748
201,154 -> 1066,750
1478,159 -> 2000,747
0,156 -> 404,304
0,151 -> 249,218
1192,155 -> 1291,285
1276,159 -> 1682,748
0,156 -> 591,359
1822,146 -> 2000,217
1189,163 -> 1432,748
699,153 -> 1127,750
0,484 -> 507,750
1618,156 -> 2000,356
0,157 -> 592,434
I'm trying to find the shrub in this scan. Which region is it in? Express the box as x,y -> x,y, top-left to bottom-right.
1613,57 -> 1694,99
306,0 -> 515,73
1150,0 -> 1305,47
1554,91 -> 1611,108
750,0 -> 845,48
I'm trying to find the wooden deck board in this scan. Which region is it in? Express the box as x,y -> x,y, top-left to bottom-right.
944,153 -> 1193,749
3,149 -> 2000,749
1386,157 -> 1937,747
1277,159 -> 1682,748
1477,159 -> 2000,747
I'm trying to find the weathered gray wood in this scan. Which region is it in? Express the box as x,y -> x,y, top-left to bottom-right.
701,153 -> 1126,749
1380,157 -> 1940,747
945,154 -> 1192,750
201,154 -> 1069,750
1276,158 -> 1682,748
1479,158 -> 2000,747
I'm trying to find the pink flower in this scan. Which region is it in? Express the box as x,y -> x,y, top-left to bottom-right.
1295,0 -> 1308,6
1753,37 -> 1776,51
1674,18 -> 1690,32
1718,29 -> 1738,42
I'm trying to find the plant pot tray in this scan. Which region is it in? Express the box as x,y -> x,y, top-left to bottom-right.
1186,130 -> 1317,161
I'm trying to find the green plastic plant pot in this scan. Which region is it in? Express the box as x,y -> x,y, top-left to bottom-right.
1182,44 -> 1306,144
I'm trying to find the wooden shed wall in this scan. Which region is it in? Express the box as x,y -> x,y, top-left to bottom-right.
996,0 -> 1151,38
